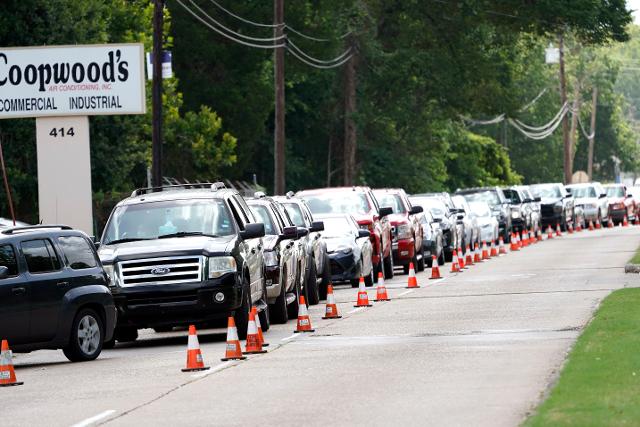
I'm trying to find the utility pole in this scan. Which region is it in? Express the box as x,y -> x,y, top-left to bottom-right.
559,32 -> 571,184
152,0 -> 164,188
343,36 -> 357,186
273,0 -> 285,195
587,86 -> 598,180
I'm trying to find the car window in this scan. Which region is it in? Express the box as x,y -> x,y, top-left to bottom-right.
301,192 -> 371,215
21,239 -> 61,273
283,203 -> 306,227
530,185 -> 562,198
58,236 -> 97,270
0,244 -> 18,276
606,186 -> 625,197
249,205 -> 277,235
461,191 -> 500,206
374,193 -> 407,214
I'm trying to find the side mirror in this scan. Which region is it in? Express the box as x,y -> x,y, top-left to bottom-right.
379,206 -> 393,218
309,220 -> 324,232
433,217 -> 443,223
280,226 -> 298,240
409,205 -> 423,215
599,193 -> 607,199
240,223 -> 266,240
457,214 -> 465,220
627,194 -> 633,199
0,266 -> 9,279
296,227 -> 309,238
358,229 -> 371,238
534,197 -> 541,202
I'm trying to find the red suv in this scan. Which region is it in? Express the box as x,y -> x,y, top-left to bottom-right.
605,184 -> 637,224
373,189 -> 425,274
297,187 -> 394,280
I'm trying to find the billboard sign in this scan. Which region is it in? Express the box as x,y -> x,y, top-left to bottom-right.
0,43 -> 145,119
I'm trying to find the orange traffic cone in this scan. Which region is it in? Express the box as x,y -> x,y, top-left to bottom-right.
490,240 -> 498,257
252,306 -> 268,347
221,317 -> 247,361
608,216 -> 614,228
244,310 -> 267,354
429,255 -> 442,279
635,216 -> 640,226
568,222 -> 574,234
375,273 -> 391,301
407,262 -> 421,288
510,233 -> 518,251
556,222 -> 562,236
517,232 -> 523,249
0,340 -> 22,387
481,241 -> 489,260
451,251 -> 461,272
322,283 -> 341,319
576,221 -> 582,232
474,242 -> 482,263
623,215 -> 629,226
498,236 -> 507,255
295,295 -> 316,331
588,219 -> 594,231
457,247 -> 466,269
596,218 -> 602,229
537,229 -> 543,241
547,225 -> 554,239
181,325 -> 210,371
465,244 -> 474,266
354,277 -> 373,307
523,230 -> 530,247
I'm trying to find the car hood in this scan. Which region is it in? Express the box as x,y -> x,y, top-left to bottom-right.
476,216 -> 495,226
574,197 -> 598,205
323,235 -> 355,253
98,235 -> 236,263
387,213 -> 409,224
539,197 -> 562,205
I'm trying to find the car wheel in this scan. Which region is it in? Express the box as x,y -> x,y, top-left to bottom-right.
438,249 -> 445,266
417,246 -> 426,272
402,263 -> 410,275
364,262 -> 374,287
374,250 -> 382,284
270,269 -> 288,324
287,278 -> 300,320
305,259 -> 320,306
319,255 -> 331,300
444,248 -> 453,263
233,279 -> 251,340
63,308 -> 104,362
258,280 -> 270,332
383,250 -> 394,279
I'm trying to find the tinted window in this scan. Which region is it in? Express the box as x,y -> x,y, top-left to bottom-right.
284,203 -> 306,227
301,192 -> 371,215
0,244 -> 18,276
22,239 -> 61,273
249,205 -> 277,235
374,193 -> 407,214
58,236 -> 97,270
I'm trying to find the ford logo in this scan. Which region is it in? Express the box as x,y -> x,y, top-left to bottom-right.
150,267 -> 170,276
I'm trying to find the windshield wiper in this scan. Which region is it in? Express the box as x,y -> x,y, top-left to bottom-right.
158,231 -> 219,239
105,237 -> 152,245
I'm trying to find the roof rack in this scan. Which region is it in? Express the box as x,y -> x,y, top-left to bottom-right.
254,191 -> 266,199
130,182 -> 231,197
2,225 -> 73,235
285,191 -> 295,199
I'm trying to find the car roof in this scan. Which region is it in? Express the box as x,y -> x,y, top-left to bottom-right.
0,225 -> 89,242
115,187 -> 238,208
297,186 -> 371,194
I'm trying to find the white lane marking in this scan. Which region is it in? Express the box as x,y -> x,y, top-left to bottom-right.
281,333 -> 300,342
429,278 -> 445,285
347,307 -> 365,314
70,410 -> 116,427
397,289 -> 415,297
192,361 -> 232,379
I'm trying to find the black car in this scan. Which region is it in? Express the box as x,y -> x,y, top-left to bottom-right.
0,225 -> 115,362
455,187 -> 512,242
97,182 -> 266,341
529,183 -> 575,230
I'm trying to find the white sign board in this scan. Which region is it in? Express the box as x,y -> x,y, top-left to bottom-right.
0,43 -> 145,119
36,116 -> 93,233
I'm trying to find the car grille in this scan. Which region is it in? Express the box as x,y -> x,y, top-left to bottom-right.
541,205 -> 555,217
330,259 -> 345,275
118,256 -> 203,287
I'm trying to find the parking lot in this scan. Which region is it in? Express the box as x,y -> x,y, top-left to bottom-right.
4,225 -> 637,427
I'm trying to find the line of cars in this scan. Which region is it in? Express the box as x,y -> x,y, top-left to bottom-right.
2,180 -> 639,363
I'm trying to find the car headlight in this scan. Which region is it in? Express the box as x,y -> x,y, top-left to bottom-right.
208,256 -> 237,278
511,210 -> 521,219
103,264 -> 120,288
397,223 -> 412,239
554,202 -> 563,212
263,250 -> 278,267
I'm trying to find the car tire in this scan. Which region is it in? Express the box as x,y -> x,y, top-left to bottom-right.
270,270 -> 288,324
417,246 -> 426,272
319,255 -> 331,300
444,248 -> 453,262
233,280 -> 251,340
287,277 -> 301,320
364,263 -> 374,287
305,259 -> 320,306
383,251 -> 394,279
63,308 -> 104,362
258,280 -> 270,332
438,249 -> 445,266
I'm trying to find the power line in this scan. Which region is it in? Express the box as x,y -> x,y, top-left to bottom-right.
285,25 -> 351,43
288,47 -> 353,69
288,40 -> 352,65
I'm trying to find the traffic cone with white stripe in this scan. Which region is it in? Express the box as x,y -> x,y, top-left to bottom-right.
608,216 -> 614,228
490,240 -> 498,257
322,283 -> 341,319
556,222 -> 562,236
510,233 -> 518,251
354,277 -> 373,307
451,251 -> 461,272
576,221 -> 582,232
221,317 -> 246,361
457,247 -> 466,269
295,295 -> 316,331
0,340 -> 22,387
465,244 -> 474,266
252,306 -> 268,347
244,310 -> 267,354
596,218 -> 602,229
499,236 -> 507,255
523,230 -> 530,247
517,231 -> 523,249
375,273 -> 391,301
537,228 -> 543,242
588,219 -> 594,231
481,241 -> 489,260
547,225 -> 554,239
181,325 -> 210,371
474,242 -> 482,263
568,222 -> 574,234
407,262 -> 421,288
430,255 -> 442,279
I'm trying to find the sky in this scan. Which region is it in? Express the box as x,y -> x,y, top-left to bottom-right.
630,0 -> 640,23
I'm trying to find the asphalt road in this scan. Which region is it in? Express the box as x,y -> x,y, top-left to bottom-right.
5,226 -> 640,427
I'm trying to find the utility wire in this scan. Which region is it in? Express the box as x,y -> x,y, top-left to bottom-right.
285,25 -> 351,42
518,88 -> 548,112
175,0 -> 285,48
288,40 -> 352,65
513,102 -> 568,132
207,0 -> 280,28
287,47 -> 353,69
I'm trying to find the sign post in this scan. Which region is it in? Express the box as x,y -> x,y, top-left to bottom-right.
0,43 -> 145,234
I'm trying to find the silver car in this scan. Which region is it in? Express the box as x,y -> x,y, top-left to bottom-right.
451,195 -> 480,249
468,201 -> 499,243
566,182 -> 609,226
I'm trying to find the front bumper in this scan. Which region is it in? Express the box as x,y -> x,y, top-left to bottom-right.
392,238 -> 415,265
578,206 -> 599,221
609,208 -> 627,221
479,227 -> 495,243
327,252 -> 360,282
110,273 -> 243,329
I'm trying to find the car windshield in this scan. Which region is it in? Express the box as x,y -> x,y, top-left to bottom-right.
249,205 -> 277,235
469,202 -> 491,217
461,191 -> 500,206
102,199 -> 234,244
606,186 -> 625,197
301,192 -> 370,215
530,185 -> 562,199
374,193 -> 407,214
502,189 -> 522,204
410,197 -> 447,218
319,216 -> 355,237
283,203 -> 305,227
569,186 -> 596,198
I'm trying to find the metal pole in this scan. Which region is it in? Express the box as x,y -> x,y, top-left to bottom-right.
273,0 -> 285,194
0,135 -> 16,225
152,0 -> 164,188
559,32 -> 571,184
587,86 -> 598,180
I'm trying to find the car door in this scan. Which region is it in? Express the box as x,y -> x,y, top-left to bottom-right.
20,238 -> 67,343
56,235 -> 103,291
0,243 -> 30,345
